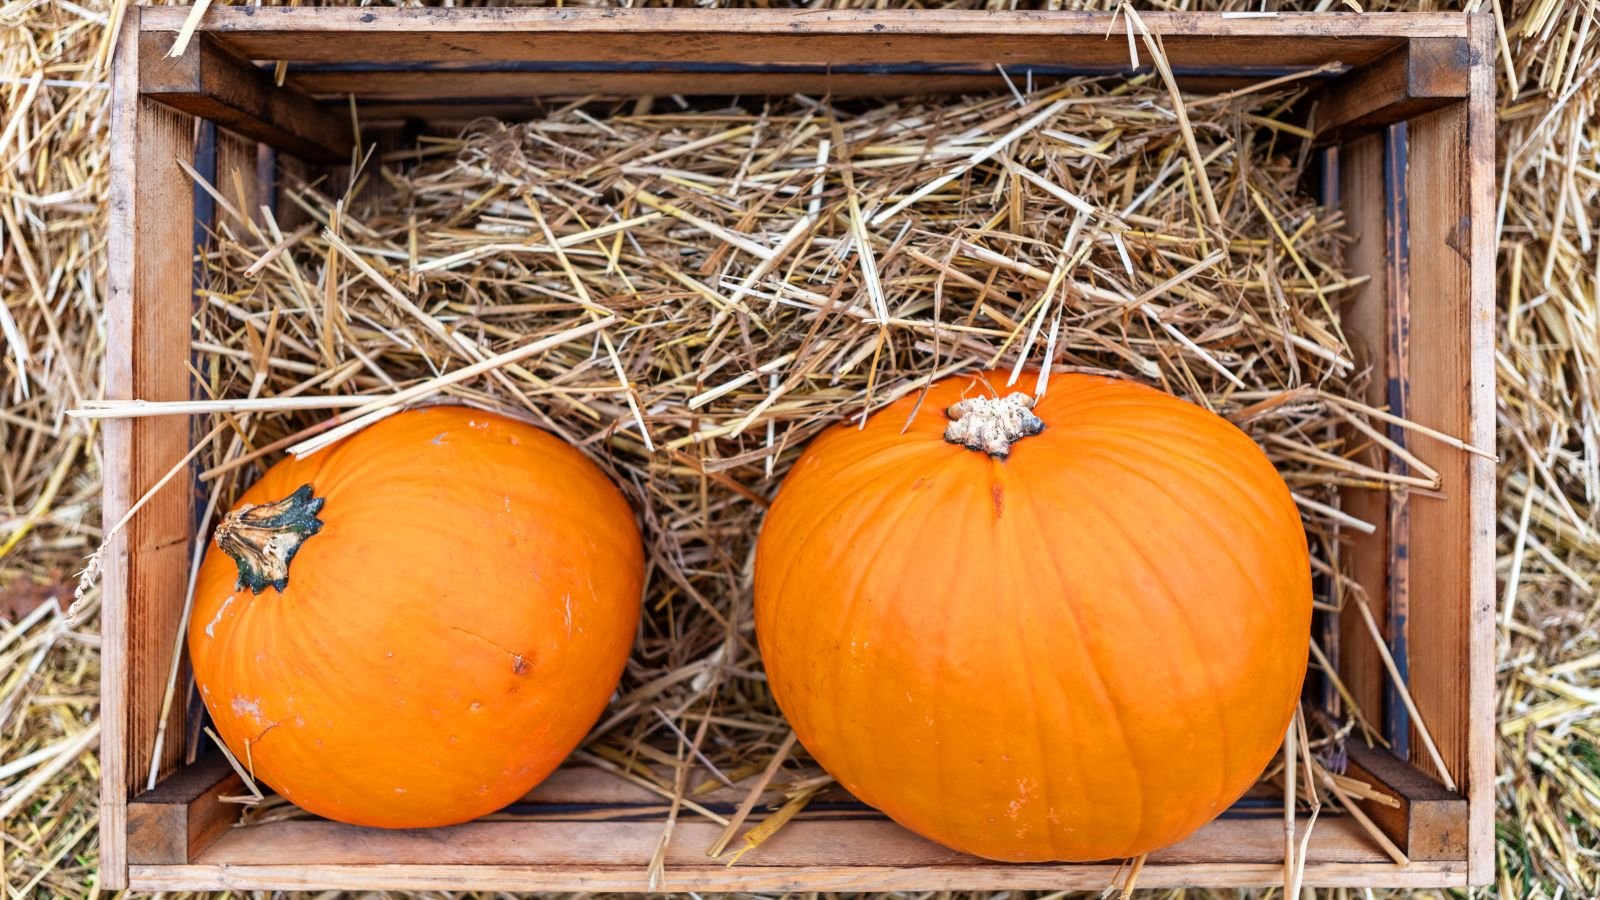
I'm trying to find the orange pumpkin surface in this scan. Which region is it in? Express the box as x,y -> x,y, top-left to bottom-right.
754,371 -> 1311,862
189,406 -> 643,829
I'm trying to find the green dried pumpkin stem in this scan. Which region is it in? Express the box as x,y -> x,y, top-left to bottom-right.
944,392 -> 1045,459
215,484 -> 325,594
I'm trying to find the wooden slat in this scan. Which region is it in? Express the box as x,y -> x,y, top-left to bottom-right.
126,755 -> 245,865
126,813 -> 1461,891
103,7 -> 200,891
1463,18 -> 1497,881
286,64 -> 1318,103
212,128 -> 272,231
185,814 -> 1389,868
1335,131 -> 1389,725
138,30 -> 351,163
1314,38 -> 1470,141
516,762 -> 850,809
1464,13 -> 1498,883
1401,11 -> 1496,885
106,5 -> 198,885
130,858 -> 1466,893
257,144 -> 312,232
136,8 -> 1468,67
319,70 -> 1070,102
1345,743 -> 1468,861
126,815 -> 1462,892
1381,121 -> 1415,753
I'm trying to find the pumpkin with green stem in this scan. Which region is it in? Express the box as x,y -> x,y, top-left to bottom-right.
755,370 -> 1311,862
189,406 -> 643,829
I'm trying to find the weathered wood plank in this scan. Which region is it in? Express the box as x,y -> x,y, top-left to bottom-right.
185,813 -> 1390,868
126,755 -> 245,865
213,128 -> 270,231
130,858 -> 1466,893
1335,131 -> 1390,726
136,8 -> 1467,67
104,8 -> 201,891
1344,743 -> 1468,861
284,63 -> 1323,103
1463,12 -> 1498,883
139,30 -> 350,163
1381,120 -> 1415,755
1400,11 -> 1495,885
1314,38 -> 1470,141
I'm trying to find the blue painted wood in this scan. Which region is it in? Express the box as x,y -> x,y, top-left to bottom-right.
190,120 -> 216,541
1380,121 -> 1412,761
1314,144 -> 1341,720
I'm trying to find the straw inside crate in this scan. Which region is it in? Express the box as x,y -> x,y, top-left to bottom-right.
93,72 -> 1487,859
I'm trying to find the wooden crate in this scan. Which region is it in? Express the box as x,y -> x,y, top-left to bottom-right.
104,8 -> 1496,892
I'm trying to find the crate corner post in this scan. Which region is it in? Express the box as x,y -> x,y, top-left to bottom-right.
1463,9 -> 1499,885
104,4 -> 202,890
1393,9 -> 1496,888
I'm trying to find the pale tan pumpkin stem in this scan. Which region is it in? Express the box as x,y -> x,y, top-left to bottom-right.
944,392 -> 1044,459
214,484 -> 325,594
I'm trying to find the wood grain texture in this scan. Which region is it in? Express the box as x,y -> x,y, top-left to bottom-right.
188,815 -> 1389,867
1381,121 -> 1415,753
1314,38 -> 1470,141
104,8 -> 199,889
130,857 -> 1466,892
214,129 -> 268,230
126,755 -> 245,865
1400,13 -> 1495,887
125,815 -> 1468,891
129,860 -> 1465,892
1344,743 -> 1468,860
285,65 -> 1313,103
138,30 -> 350,163
1463,12 -> 1498,882
134,8 -> 1469,66
1335,132 -> 1390,725
111,10 -> 1494,890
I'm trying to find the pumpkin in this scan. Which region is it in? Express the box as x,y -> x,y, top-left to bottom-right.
754,371 -> 1310,862
188,406 -> 643,829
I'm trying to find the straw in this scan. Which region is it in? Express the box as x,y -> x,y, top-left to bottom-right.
4,1 -> 1599,895
79,62 -> 1470,864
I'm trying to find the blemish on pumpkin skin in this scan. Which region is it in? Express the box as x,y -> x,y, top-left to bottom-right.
450,626 -> 534,675
247,719 -> 281,745
991,482 -> 1005,518
431,432 -> 447,446
205,595 -> 235,638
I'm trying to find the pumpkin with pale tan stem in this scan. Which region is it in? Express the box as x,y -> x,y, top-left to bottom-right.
754,370 -> 1310,862
189,406 -> 643,829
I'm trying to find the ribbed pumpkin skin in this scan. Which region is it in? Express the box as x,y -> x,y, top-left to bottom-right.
754,371 -> 1310,862
189,407 -> 642,829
